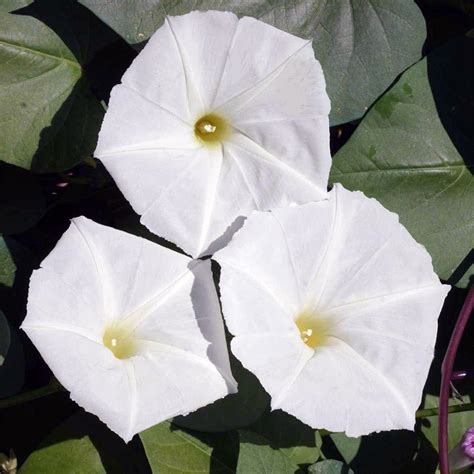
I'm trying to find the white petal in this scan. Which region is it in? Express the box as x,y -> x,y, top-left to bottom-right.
311,184 -> 435,307
230,116 -> 330,194
129,349 -> 233,436
224,135 -> 327,209
130,260 -> 235,386
22,328 -> 134,440
323,287 -> 448,427
216,210 -> 302,317
138,146 -> 223,257
215,185 -> 449,435
24,218 -> 105,334
272,339 -> 414,437
212,17 -> 313,109
218,40 -> 331,190
95,85 -> 196,157
120,17 -> 191,121
231,334 -> 312,399
217,260 -> 297,337
22,218 -> 236,441
95,11 -> 332,258
98,148 -> 199,217
166,11 -> 239,113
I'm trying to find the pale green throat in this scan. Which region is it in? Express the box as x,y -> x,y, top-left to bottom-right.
194,113 -> 229,143
103,325 -> 138,359
295,312 -> 331,349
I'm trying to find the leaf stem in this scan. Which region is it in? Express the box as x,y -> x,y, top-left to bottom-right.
416,402 -> 474,419
439,286 -> 474,474
0,379 -> 64,409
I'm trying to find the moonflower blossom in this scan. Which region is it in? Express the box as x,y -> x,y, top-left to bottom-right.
215,184 -> 450,436
21,217 -> 236,442
95,10 -> 331,257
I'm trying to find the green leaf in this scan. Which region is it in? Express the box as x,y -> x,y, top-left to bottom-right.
174,355 -> 269,432
0,13 -> 103,172
331,34 -> 474,287
0,234 -> 32,288
0,234 -> 33,327
236,431 -> 299,474
78,0 -> 425,125
327,433 -> 361,466
20,0 -> 120,66
0,325 -> 24,397
0,0 -> 32,12
0,163 -> 46,234
0,235 -> 19,287
308,460 -> 354,474
420,394 -> 474,452
0,310 -> 10,366
140,421 -> 238,473
327,430 -> 418,473
249,410 -> 322,466
20,412 -> 144,473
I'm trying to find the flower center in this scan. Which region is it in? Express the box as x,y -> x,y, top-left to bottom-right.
103,324 -> 138,359
295,312 -> 331,349
194,113 -> 229,144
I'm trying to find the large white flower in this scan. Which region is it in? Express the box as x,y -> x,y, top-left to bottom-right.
95,10 -> 331,257
215,184 -> 450,436
21,217 -> 236,442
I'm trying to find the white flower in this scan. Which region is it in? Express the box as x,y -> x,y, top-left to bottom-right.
214,184 -> 450,436
21,217 -> 236,442
95,10 -> 331,257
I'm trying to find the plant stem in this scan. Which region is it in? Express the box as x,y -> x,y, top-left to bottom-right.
439,286 -> 474,474
417,402 -> 474,419
0,380 -> 63,409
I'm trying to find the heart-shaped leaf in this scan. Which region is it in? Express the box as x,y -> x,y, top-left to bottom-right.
308,460 -> 354,474
0,0 -> 32,12
0,13 -> 103,172
331,34 -> 474,286
20,412 -> 145,473
237,431 -> 299,474
140,421 -> 238,473
249,410 -> 322,466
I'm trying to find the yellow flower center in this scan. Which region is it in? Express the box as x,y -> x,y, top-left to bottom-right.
103,324 -> 138,359
194,113 -> 229,144
295,312 -> 331,349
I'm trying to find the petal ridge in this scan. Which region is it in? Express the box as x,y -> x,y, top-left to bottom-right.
122,263 -> 198,330
224,144 -> 260,209
71,218 -> 108,315
121,82 -> 192,128
165,16 -> 205,112
125,360 -> 138,442
329,335 -> 413,422
196,147 -> 224,255
215,40 -> 312,113
228,134 -> 325,197
217,257 -> 291,321
19,323 -> 101,347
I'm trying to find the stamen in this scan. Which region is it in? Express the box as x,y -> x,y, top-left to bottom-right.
198,121 -> 217,134
103,324 -> 138,359
295,312 -> 331,349
194,113 -> 229,144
